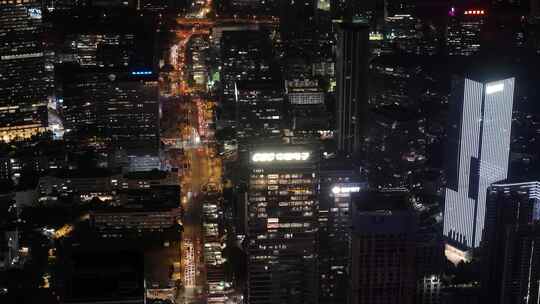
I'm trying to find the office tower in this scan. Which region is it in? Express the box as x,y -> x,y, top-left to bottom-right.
234,80 -> 284,148
444,76 -> 515,250
447,8 -> 486,56
246,145 -> 319,304
0,0 -> 48,142
318,158 -> 365,304
91,185 -> 181,238
482,181 -> 540,304
58,66 -> 160,160
285,79 -> 329,141
220,30 -> 274,124
335,21 -> 369,155
350,189 -> 417,304
50,9 -> 158,70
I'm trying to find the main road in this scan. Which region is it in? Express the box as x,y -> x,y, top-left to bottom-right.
170,1 -> 220,303
166,1 -> 270,302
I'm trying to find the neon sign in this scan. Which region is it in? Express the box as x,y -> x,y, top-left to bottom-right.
464,10 -> 485,15
252,152 -> 310,162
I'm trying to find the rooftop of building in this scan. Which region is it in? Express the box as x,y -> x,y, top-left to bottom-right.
63,248 -> 145,303
123,170 -> 169,181
353,189 -> 412,212
235,79 -> 284,92
55,167 -> 117,179
49,7 -> 158,34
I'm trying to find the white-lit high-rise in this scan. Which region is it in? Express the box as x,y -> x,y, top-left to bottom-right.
443,76 -> 515,249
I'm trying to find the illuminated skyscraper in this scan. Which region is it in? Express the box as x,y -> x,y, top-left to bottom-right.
444,76 -> 515,250
0,0 -> 48,141
246,145 -> 319,304
336,21 -> 369,155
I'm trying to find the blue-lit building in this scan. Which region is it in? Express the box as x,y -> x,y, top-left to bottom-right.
444,76 -> 515,250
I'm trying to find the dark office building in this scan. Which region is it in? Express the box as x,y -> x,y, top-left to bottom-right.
482,181 -> 540,304
57,65 -> 160,155
279,0 -> 316,45
220,30 -> 275,123
335,21 -> 369,155
49,8 -> 158,70
60,249 -> 145,304
319,158 -> 365,304
235,80 -> 284,148
0,0 -> 48,142
246,145 -> 319,304
350,189 -> 417,304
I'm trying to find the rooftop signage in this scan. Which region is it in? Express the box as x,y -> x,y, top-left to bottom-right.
331,185 -> 362,194
252,152 -> 310,162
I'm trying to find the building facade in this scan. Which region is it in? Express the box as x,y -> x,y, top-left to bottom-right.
234,80 -> 284,148
220,30 -> 274,124
444,76 -> 515,249
58,66 -> 160,155
246,146 -> 319,304
336,21 -> 369,155
318,159 -> 364,304
0,0 -> 48,141
350,189 -> 417,304
482,181 -> 540,304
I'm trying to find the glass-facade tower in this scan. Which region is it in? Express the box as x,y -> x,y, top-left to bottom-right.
444,77 -> 515,249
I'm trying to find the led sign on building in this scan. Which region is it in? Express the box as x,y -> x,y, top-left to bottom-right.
485,82 -> 504,94
332,185 -> 362,194
252,152 -> 310,162
464,10 -> 485,15
131,70 -> 153,76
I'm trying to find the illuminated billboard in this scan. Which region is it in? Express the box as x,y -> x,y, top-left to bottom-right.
332,185 -> 362,194
252,152 -> 310,162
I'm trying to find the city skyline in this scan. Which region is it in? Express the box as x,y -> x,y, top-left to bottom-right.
1,1 -> 540,304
